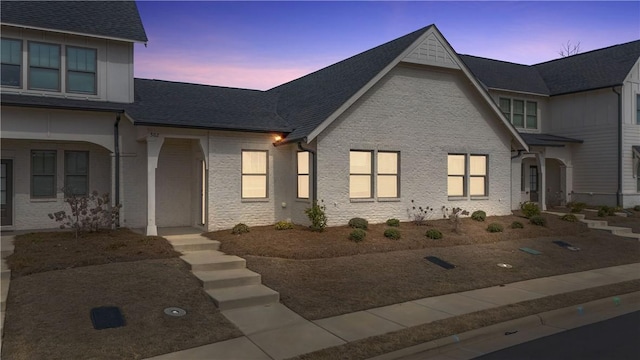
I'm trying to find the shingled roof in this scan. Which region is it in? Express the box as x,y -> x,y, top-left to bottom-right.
459,55 -> 549,95
0,1 -> 147,42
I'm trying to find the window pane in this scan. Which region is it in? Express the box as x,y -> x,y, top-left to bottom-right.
66,151 -> 88,174
470,155 -> 486,175
67,47 -> 96,72
513,100 -> 524,114
470,177 -> 486,196
447,176 -> 464,196
66,175 -> 87,195
377,152 -> 398,174
377,175 -> 397,198
499,98 -> 510,120
447,155 -> 465,176
242,175 -> 266,198
29,43 -> 59,68
1,64 -> 20,86
526,101 -> 537,128
68,71 -> 95,93
33,175 -> 55,197
242,151 -> 266,174
526,115 -> 537,129
512,114 -> 524,127
637,95 -> 640,125
297,151 -> 309,174
350,175 -> 371,198
30,67 -> 59,90
350,151 -> 371,174
297,174 -> 309,199
1,39 -> 21,64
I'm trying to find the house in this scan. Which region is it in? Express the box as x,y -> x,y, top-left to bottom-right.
1,2 -> 638,235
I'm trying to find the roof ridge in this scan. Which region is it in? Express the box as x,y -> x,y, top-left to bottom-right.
459,54 -> 531,67
533,39 -> 640,67
134,78 -> 265,92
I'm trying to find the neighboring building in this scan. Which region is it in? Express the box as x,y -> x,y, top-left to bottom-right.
1,2 -> 638,234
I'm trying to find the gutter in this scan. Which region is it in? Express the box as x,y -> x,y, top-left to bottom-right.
297,141 -> 317,203
114,114 -> 121,228
612,86 -> 622,207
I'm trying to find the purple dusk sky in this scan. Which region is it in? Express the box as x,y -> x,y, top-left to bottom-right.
134,1 -> 640,91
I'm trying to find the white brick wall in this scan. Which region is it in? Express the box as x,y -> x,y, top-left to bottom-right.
315,64 -> 514,226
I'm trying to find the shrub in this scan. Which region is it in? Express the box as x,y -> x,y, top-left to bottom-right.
470,210 -> 486,222
408,200 -> 434,226
386,218 -> 400,227
486,223 -> 504,233
384,228 -> 401,240
597,206 -> 615,217
349,228 -> 366,242
274,220 -> 294,230
425,229 -> 443,240
305,200 -> 328,232
520,202 -> 541,218
48,190 -> 121,238
348,217 -> 369,230
561,214 -> 578,222
634,205 -> 640,212
529,215 -> 546,226
231,223 -> 250,234
568,202 -> 587,213
510,221 -> 524,229
444,207 -> 469,234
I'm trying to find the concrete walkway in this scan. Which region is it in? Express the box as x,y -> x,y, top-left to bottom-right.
545,211 -> 640,240
147,261 -> 640,360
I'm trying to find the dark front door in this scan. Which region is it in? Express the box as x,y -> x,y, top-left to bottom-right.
529,165 -> 539,202
1,159 -> 13,226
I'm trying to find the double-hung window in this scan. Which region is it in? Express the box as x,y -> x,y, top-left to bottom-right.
241,150 -> 268,199
377,151 -> 399,198
1,38 -> 22,87
349,150 -> 373,198
499,98 -> 537,129
349,150 -> 400,199
448,154 -> 488,197
31,150 -> 57,198
636,94 -> 640,125
297,151 -> 310,199
67,46 -> 97,94
29,42 -> 60,91
65,151 -> 89,196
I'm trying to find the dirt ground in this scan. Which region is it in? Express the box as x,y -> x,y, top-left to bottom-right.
2,231 -> 242,360
207,212 -> 640,320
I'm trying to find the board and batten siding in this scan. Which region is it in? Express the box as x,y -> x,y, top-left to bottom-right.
315,64 -> 514,226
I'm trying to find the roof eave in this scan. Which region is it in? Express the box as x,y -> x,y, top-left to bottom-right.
549,83 -> 624,97
487,87 -> 550,97
0,22 -> 148,44
1,100 -> 126,113
132,121 -> 291,134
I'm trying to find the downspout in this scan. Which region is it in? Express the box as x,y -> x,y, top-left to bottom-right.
612,86 -> 622,207
114,113 -> 121,228
298,141 -> 317,203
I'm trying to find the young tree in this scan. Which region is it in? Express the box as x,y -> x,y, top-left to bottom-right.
559,40 -> 581,57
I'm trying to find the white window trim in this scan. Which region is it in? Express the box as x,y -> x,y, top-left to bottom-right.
499,97 -> 538,130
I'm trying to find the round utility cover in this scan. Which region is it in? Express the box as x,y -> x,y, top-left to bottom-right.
497,263 -> 513,268
164,307 -> 187,317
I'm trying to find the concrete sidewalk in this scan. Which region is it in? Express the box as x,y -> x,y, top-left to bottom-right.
147,262 -> 640,360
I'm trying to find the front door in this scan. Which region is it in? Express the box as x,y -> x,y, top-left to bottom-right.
1,159 -> 13,226
529,165 -> 539,202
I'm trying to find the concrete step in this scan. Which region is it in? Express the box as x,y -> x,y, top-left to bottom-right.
0,235 -> 15,259
206,285 -> 279,310
181,251 -> 246,271
1,279 -> 9,312
615,232 -> 640,240
582,219 -> 608,228
166,237 -> 220,252
193,268 -> 261,290
607,226 -> 632,234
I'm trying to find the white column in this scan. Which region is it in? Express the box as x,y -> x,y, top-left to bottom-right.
564,165 -> 573,205
536,153 -> 547,211
146,136 -> 164,236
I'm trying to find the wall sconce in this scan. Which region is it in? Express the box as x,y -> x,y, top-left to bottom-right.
274,135 -> 282,142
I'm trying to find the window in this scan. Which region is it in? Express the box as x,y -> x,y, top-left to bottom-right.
67,46 -> 96,94
349,150 -> 373,198
29,42 -> 60,91
499,97 -> 538,129
31,150 -> 56,198
65,151 -> 89,196
1,38 -> 21,87
297,151 -> 310,199
377,151 -> 399,198
448,154 -> 488,197
469,155 -> 487,196
447,154 -> 466,196
241,150 -> 267,199
636,95 -> 640,125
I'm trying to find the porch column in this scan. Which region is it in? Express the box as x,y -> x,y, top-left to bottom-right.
563,165 -> 573,205
146,136 -> 164,236
535,153 -> 547,211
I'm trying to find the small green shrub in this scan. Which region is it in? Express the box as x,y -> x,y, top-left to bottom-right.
425,229 -> 443,240
520,202 -> 540,218
384,228 -> 401,240
386,218 -> 400,227
305,200 -> 328,232
634,205 -> 640,211
560,214 -> 578,222
529,215 -> 546,226
597,206 -> 615,217
231,223 -> 250,234
568,202 -> 587,213
470,210 -> 486,222
486,223 -> 504,233
349,228 -> 366,242
510,221 -> 524,229
274,220 -> 294,230
348,217 -> 369,230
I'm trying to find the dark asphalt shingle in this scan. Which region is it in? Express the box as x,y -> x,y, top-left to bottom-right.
1,1 -> 147,42
520,133 -> 583,147
459,55 -> 549,95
